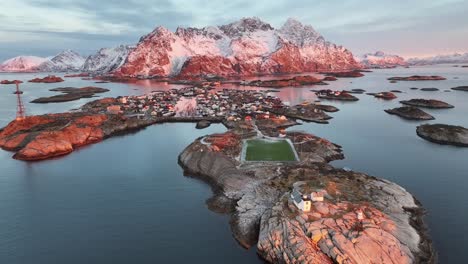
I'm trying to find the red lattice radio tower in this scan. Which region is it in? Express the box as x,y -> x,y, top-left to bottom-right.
15,82 -> 26,121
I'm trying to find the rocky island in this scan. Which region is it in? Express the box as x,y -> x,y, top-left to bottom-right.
388,76 -> 446,81
385,107 -> 435,120
1,80 -> 23,84
315,90 -> 359,101
178,119 -> 434,263
417,124 -> 468,147
244,76 -> 326,88
28,75 -> 64,83
451,86 -> 468,92
323,71 -> 365,78
373,92 -> 398,100
31,87 -> 110,103
400,99 -> 454,109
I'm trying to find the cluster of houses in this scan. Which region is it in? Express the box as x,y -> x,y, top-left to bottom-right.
111,90 -> 181,117
291,188 -> 365,221
104,85 -> 290,122
291,188 -> 325,212
194,88 -> 285,119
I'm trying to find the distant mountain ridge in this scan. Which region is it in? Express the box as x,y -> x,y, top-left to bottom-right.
358,51 -> 407,68
115,17 -> 361,78
408,52 -> 468,65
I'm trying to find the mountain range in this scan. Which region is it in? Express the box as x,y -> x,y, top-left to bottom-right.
115,17 -> 361,78
407,52 -> 468,65
3,17 -> 461,77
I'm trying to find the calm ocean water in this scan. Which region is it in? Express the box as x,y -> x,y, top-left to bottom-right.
0,65 -> 467,263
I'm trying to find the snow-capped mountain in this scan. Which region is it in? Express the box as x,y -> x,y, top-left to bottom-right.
0,56 -> 48,72
82,45 -> 135,73
37,50 -> 85,72
408,52 -> 468,65
358,51 -> 407,68
115,17 -> 361,78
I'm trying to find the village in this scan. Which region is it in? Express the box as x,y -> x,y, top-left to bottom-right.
102,85 -> 288,123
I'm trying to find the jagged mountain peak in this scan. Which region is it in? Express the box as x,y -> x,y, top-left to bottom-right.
115,17 -> 361,77
279,18 -> 323,46
219,17 -> 274,37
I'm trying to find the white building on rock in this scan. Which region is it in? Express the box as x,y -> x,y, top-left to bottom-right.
291,189 -> 312,212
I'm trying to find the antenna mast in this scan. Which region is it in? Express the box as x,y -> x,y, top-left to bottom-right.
15,82 -> 26,121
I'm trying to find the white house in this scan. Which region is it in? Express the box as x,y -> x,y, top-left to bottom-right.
291,189 -> 312,212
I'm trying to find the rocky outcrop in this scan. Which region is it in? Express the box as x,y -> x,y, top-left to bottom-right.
245,76 -> 326,88
28,75 -> 64,83
400,99 -> 454,109
451,86 -> 468,92
316,90 -> 359,101
31,87 -> 109,104
114,17 -> 360,78
420,88 -> 439,92
374,92 -> 398,100
0,99 -> 155,160
388,76 -> 446,81
268,103 -> 335,124
323,71 -> 364,78
1,80 -> 23,84
416,124 -> 468,147
178,124 -> 434,263
195,120 -> 211,129
385,107 -> 435,120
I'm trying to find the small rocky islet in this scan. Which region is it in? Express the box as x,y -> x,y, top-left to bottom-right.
315,90 -> 359,101
244,76 -> 327,88
451,86 -> 468,92
400,99 -> 454,109
28,75 -> 64,83
31,87 -> 110,103
417,124 -> 468,147
385,106 -> 435,120
387,75 -> 446,81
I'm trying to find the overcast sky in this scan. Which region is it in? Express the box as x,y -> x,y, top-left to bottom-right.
1,0 -> 467,61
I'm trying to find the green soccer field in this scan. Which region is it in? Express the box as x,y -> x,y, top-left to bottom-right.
244,139 -> 298,161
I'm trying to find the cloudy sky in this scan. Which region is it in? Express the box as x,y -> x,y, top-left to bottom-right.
1,0 -> 467,61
